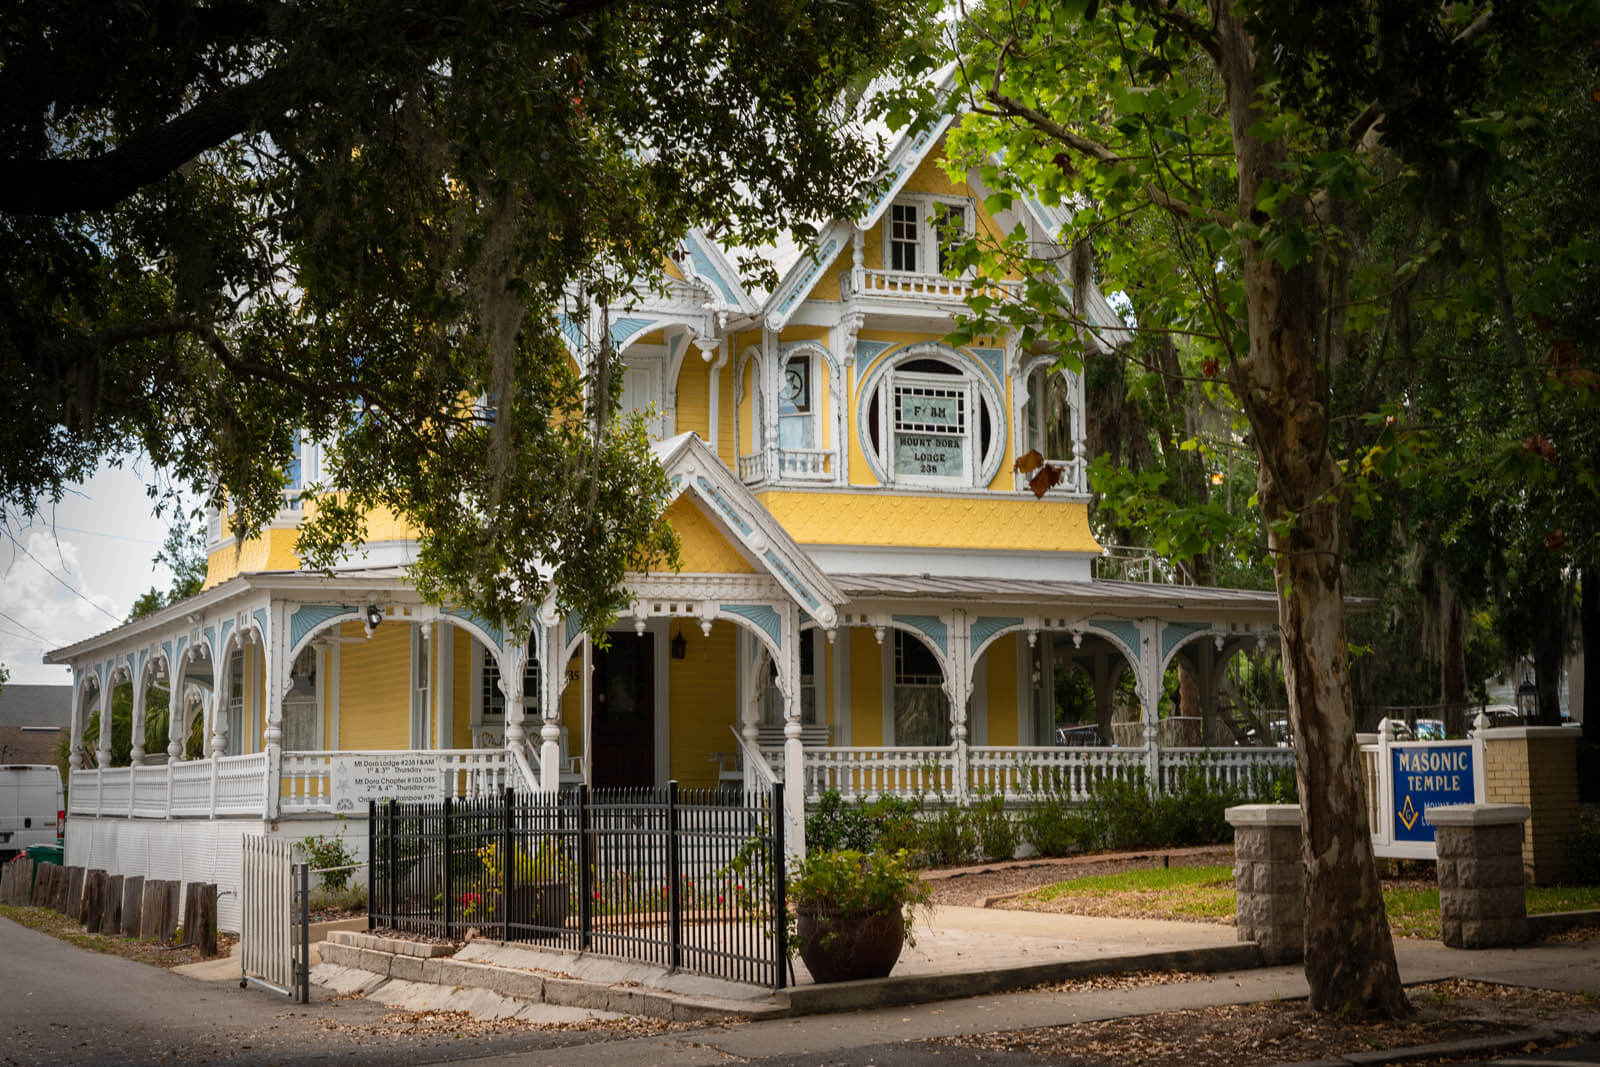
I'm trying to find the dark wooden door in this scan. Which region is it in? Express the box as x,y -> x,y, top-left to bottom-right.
590,633 -> 655,789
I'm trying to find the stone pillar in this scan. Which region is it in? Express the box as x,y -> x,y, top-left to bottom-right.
1478,726 -> 1579,885
1431,804 -> 1530,949
1226,804 -> 1303,964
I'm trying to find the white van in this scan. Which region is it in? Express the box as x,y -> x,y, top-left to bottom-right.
0,765 -> 64,860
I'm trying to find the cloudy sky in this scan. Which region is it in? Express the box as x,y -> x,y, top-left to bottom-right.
2,459 -> 195,686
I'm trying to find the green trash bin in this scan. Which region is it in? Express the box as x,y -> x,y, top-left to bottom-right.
23,844 -> 63,898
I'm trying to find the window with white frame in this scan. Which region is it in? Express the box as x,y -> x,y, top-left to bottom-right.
227,648 -> 245,755
282,646 -> 320,751
481,643 -> 540,720
884,196 -> 973,276
778,353 -> 816,449
893,631 -> 949,746
862,353 -> 999,488
1022,363 -> 1075,462
620,350 -> 668,440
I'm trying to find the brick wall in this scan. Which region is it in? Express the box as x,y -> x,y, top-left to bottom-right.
1480,728 -> 1578,885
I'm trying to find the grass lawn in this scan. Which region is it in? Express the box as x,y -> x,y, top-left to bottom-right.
1019,866 -> 1600,939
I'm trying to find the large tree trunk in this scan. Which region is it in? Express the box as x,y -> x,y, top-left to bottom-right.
1437,563 -> 1469,738
1583,566 -> 1598,746
1214,4 -> 1410,1020
1532,576 -> 1567,727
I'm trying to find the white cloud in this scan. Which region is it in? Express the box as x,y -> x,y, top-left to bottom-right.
0,531 -> 123,685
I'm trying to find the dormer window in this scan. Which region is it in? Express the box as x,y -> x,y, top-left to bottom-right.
885,197 -> 972,276
860,350 -> 1002,489
778,354 -> 814,449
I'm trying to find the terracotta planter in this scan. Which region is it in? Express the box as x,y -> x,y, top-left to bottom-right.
795,907 -> 905,983
505,881 -> 570,940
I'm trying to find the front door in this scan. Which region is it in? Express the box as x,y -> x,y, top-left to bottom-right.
591,633 -> 655,789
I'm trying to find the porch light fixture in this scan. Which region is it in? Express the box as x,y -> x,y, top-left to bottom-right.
1516,670 -> 1538,722
671,627 -> 687,660
365,604 -> 384,631
1210,471 -> 1225,486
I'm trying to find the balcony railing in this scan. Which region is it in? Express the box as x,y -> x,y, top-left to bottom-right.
843,269 -> 1021,303
737,449 -> 834,485
1093,544 -> 1195,586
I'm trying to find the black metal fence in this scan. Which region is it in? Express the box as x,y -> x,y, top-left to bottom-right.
369,782 -> 787,988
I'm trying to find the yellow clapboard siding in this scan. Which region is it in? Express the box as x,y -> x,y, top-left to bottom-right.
452,628 -> 473,749
676,357 -> 710,442
849,628 -> 883,746
985,634 -> 1019,746
757,490 -> 1099,553
668,621 -> 738,788
337,621 -> 411,750
667,497 -> 755,574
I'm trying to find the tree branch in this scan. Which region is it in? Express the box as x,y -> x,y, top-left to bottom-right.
1144,1 -> 1222,65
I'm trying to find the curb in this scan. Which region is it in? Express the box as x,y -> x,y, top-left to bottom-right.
1281,1027 -> 1563,1066
319,930 -> 1265,1021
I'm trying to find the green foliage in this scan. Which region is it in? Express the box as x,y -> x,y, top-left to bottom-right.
920,801 -> 977,867
805,791 -> 879,854
1,0 -> 939,637
788,848 -> 932,928
127,521 -> 209,621
970,792 -> 1020,863
299,832 -> 356,891
1567,818 -> 1600,887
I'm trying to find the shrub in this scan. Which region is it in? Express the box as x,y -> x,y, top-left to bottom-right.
869,795 -> 925,857
970,792 -> 1019,862
1093,771 -> 1160,850
300,832 -> 356,891
921,801 -> 977,867
789,848 -> 931,926
1568,819 -> 1600,886
807,791 -> 876,854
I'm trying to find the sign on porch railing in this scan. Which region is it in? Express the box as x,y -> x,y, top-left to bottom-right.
1361,722 -> 1486,860
330,753 -> 442,812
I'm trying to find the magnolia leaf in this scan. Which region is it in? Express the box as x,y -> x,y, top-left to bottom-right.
1028,464 -> 1063,498
1014,448 -> 1045,474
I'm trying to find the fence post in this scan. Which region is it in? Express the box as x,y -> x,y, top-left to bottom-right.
297,861 -> 310,1004
577,784 -> 592,950
667,780 -> 682,970
771,779 -> 786,990
501,786 -> 513,942
367,800 -> 376,931
387,801 -> 398,931
442,795 -> 453,938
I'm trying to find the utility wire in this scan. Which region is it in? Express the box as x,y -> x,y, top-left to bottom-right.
1,527 -> 123,624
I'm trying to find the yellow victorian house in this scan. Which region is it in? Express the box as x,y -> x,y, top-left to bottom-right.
49,127 -> 1287,929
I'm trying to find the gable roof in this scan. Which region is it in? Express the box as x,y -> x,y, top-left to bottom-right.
651,433 -> 843,626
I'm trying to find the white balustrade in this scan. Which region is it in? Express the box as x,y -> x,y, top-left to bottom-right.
97,767 -> 132,814
800,746 -> 958,801
170,760 -> 215,815
215,752 -> 271,815
776,449 -> 832,481
278,749 -> 514,814
848,269 -> 1020,302
967,745 -> 1147,801
1155,747 -> 1295,795
1014,456 -> 1087,495
130,765 -> 169,818
737,454 -> 764,482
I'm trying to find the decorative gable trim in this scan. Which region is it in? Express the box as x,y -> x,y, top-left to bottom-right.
682,229 -> 755,313
653,433 -> 843,625
857,111 -> 959,230
762,219 -> 853,332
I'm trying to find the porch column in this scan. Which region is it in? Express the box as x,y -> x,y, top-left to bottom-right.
947,611 -> 971,802
1136,620 -> 1163,785
130,660 -> 147,764
169,682 -> 186,762
262,604 -> 288,819
780,605 -> 805,858
496,629 -> 531,790
95,672 -> 113,771
533,622 -> 562,793
68,677 -> 86,771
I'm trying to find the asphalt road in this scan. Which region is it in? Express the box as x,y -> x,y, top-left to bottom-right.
0,916 -> 605,1065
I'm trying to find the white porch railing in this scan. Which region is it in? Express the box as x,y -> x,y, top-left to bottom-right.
70,748 -> 516,820
729,726 -> 779,794
1014,456 -> 1088,496
845,269 -> 1021,303
279,749 -> 516,814
800,746 -> 960,800
775,449 -> 832,481
737,453 -> 763,482
796,743 -> 1295,804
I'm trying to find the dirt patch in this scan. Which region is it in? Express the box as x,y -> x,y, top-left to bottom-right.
1,903 -> 239,967
931,979 -> 1600,1066
923,847 -> 1235,908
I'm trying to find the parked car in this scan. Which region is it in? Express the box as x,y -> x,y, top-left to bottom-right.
1414,719 -> 1445,741
1055,724 -> 1102,746
0,764 -> 64,861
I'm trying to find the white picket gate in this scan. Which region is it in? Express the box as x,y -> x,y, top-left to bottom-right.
241,835 -> 305,999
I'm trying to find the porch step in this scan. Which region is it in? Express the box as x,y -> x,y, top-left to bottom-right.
315,930 -> 787,1022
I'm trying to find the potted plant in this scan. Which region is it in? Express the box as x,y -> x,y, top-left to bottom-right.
788,848 -> 931,983
480,840 -> 572,939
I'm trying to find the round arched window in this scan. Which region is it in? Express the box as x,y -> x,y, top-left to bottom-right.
860,350 -> 1001,487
